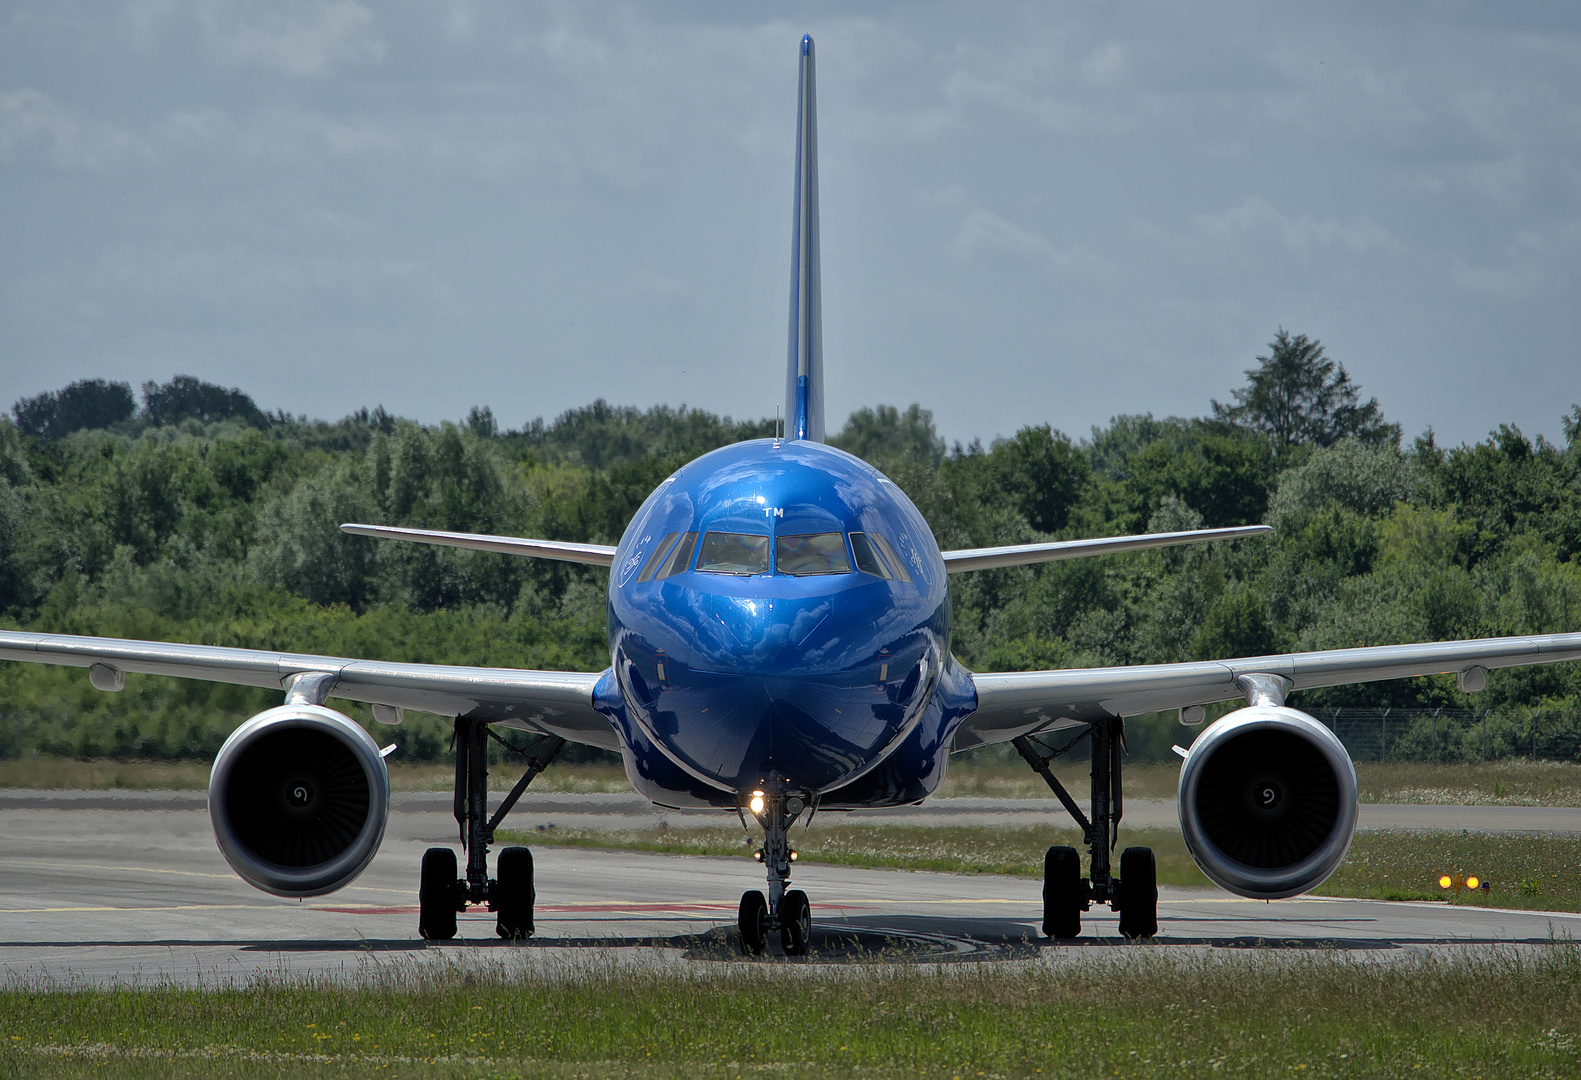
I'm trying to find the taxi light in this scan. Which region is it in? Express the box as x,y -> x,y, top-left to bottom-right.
753,849 -> 764,863
749,793 -> 765,815
789,850 -> 798,862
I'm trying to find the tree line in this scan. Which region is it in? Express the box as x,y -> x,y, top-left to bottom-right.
2,330 -> 1579,764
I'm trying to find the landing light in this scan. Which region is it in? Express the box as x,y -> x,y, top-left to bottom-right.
749,792 -> 765,815
789,850 -> 798,862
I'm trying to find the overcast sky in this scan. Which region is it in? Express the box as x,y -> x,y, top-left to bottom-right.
2,2 -> 1578,449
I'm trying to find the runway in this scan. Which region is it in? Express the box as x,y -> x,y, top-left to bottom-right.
3,791 -> 1578,987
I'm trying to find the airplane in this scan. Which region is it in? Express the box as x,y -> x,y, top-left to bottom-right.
5,35 -> 1581,956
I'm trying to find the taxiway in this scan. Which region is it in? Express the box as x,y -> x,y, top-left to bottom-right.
2,791 -> 1576,987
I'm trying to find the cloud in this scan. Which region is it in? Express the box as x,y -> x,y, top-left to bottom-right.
949,207 -> 1106,279
211,1 -> 383,78
0,88 -> 147,169
1188,197 -> 1402,258
1448,227 -> 1576,300
952,207 -> 1064,263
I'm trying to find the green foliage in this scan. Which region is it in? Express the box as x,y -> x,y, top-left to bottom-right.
1,351 -> 1579,764
141,374 -> 269,429
829,403 -> 946,467
1212,328 -> 1400,453
983,424 -> 1090,533
1269,437 -> 1425,529
12,378 -> 137,440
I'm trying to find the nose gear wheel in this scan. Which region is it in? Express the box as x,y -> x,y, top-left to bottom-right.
737,774 -> 813,956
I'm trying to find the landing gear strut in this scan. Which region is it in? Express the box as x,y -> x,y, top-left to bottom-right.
737,774 -> 813,957
1014,716 -> 1157,940
418,718 -> 564,941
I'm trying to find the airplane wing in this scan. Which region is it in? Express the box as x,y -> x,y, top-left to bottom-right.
940,525 -> 1271,573
956,631 -> 1581,750
339,523 -> 617,567
0,630 -> 617,749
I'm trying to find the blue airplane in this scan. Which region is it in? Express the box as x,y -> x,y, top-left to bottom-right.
4,35 -> 1581,956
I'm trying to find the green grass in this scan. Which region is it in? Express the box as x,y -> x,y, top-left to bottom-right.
0,757 -> 632,794
3,948 -> 1580,1078
501,822 -> 1581,913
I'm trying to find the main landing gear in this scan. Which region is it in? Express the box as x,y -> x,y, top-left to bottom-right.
418,718 -> 564,942
736,775 -> 813,957
1014,715 -> 1158,941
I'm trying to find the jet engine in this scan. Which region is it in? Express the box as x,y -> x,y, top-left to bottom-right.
1177,705 -> 1358,899
208,704 -> 391,897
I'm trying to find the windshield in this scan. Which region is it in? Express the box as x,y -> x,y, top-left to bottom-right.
776,532 -> 851,576
696,532 -> 770,575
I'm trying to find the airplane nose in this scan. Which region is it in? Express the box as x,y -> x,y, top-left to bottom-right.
624,591 -> 931,794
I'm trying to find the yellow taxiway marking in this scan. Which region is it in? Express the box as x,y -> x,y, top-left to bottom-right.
0,859 -> 417,896
338,885 -> 416,897
0,859 -> 233,881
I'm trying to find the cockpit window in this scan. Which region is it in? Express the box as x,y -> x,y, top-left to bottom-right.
636,533 -> 681,583
654,532 -> 697,579
777,532 -> 852,576
848,532 -> 892,580
868,532 -> 913,583
696,532 -> 769,575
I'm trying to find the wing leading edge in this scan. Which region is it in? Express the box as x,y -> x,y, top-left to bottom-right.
941,524 -> 1272,573
0,630 -> 616,749
340,523 -> 617,566
956,631 -> 1581,750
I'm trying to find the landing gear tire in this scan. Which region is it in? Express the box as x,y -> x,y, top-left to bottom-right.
1117,846 -> 1158,940
419,847 -> 459,941
738,890 -> 768,956
1043,845 -> 1084,939
494,846 -> 535,940
780,889 -> 811,956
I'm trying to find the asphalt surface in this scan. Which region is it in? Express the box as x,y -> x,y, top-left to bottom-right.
3,791 -> 1578,987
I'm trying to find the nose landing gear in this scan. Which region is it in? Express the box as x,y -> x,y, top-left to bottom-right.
737,776 -> 813,956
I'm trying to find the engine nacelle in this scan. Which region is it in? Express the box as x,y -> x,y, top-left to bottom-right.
1177,705 -> 1358,900
209,704 -> 391,897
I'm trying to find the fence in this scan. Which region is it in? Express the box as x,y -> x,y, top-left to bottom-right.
1312,708 -> 1581,765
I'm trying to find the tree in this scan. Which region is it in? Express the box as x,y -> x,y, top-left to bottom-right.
12,379 -> 136,440
1268,438 -> 1425,529
1212,329 -> 1398,454
987,424 -> 1090,533
142,375 -> 268,428
831,404 -> 946,467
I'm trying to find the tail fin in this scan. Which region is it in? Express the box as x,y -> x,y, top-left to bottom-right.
785,34 -> 824,442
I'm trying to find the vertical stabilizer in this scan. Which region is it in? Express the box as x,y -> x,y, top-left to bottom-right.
785,34 -> 824,442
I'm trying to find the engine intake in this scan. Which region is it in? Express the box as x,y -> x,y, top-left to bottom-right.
209,704 -> 390,897
1177,705 -> 1358,899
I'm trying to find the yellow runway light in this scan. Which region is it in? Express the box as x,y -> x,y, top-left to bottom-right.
1438,872 -> 1489,897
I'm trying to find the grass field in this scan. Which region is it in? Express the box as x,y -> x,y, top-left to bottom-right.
3,947 -> 1579,1079
499,822 -> 1581,913
8,754 -> 1581,806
